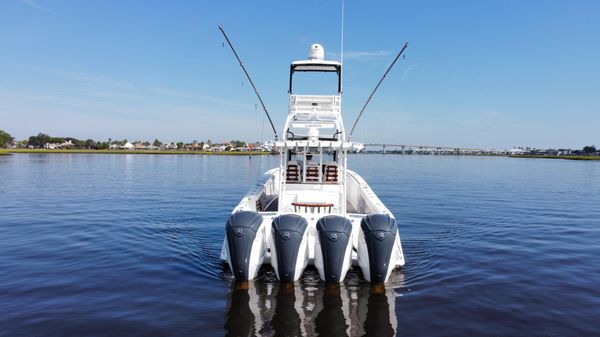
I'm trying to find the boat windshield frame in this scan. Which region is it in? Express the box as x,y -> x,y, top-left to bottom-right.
289,62 -> 342,94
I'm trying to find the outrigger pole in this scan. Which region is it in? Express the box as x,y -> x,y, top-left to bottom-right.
349,42 -> 409,139
218,25 -> 278,140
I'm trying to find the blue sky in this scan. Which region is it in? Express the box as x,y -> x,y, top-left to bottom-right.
0,0 -> 598,149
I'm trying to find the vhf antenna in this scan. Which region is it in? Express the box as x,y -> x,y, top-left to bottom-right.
340,0 -> 344,93
218,25 -> 278,140
349,42 -> 409,139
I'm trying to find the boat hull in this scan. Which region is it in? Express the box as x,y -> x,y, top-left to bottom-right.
221,169 -> 405,284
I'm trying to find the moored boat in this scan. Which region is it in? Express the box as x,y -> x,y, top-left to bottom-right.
220,42 -> 405,284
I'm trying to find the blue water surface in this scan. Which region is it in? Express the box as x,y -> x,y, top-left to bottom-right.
1,153 -> 599,336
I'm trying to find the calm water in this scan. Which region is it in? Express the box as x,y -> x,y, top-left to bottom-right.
1,153 -> 599,336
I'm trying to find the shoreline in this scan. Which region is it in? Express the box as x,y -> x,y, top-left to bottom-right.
0,149 -> 272,156
509,155 -> 600,160
2,150 -> 598,160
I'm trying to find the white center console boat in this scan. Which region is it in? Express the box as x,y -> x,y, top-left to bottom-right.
220,43 -> 405,284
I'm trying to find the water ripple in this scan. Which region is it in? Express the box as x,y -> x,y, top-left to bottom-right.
1,154 -> 599,336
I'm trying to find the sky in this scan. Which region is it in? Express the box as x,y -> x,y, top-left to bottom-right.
0,0 -> 599,149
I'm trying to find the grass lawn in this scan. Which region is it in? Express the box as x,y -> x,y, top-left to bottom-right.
2,149 -> 272,156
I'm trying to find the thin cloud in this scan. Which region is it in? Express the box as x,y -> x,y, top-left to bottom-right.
25,65 -> 136,90
330,50 -> 392,60
0,89 -> 115,110
150,87 -> 247,109
87,91 -> 139,100
399,64 -> 418,82
482,108 -> 520,122
18,0 -> 53,13
459,108 -> 521,128
20,65 -> 249,110
0,88 -> 257,142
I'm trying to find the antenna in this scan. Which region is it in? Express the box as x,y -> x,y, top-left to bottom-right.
349,42 -> 409,139
218,25 -> 278,140
340,0 -> 345,92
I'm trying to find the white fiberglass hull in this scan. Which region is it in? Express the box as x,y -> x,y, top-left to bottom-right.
220,169 -> 405,284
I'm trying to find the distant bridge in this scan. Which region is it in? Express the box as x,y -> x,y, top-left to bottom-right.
363,144 -> 507,155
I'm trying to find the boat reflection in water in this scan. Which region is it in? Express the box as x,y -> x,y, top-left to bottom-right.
224,270 -> 401,337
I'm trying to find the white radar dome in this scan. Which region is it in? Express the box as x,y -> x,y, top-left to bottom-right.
309,44 -> 324,60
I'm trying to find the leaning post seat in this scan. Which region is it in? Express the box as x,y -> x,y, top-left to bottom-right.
305,164 -> 320,182
286,161 -> 301,183
324,162 -> 339,183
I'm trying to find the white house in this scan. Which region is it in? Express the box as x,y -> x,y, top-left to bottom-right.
44,140 -> 74,149
508,148 -> 526,155
121,142 -> 134,150
210,144 -> 229,152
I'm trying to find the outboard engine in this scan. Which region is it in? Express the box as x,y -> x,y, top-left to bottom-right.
315,216 -> 353,283
357,214 -> 401,283
225,211 -> 265,281
271,214 -> 309,282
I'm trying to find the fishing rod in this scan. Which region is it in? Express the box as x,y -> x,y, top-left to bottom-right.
348,42 -> 409,139
218,25 -> 278,140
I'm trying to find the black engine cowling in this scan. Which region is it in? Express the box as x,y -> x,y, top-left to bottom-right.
272,214 -> 308,282
316,216 -> 353,283
226,211 -> 263,281
361,214 -> 398,283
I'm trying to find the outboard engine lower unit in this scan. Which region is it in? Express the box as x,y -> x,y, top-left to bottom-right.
358,214 -> 400,283
271,214 -> 309,282
315,216 -> 353,283
225,211 -> 264,281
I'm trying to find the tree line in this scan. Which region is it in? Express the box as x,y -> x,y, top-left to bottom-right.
25,133 -> 113,150
582,145 -> 597,154
0,130 -> 14,148
1,130 -> 255,151
4,130 -> 594,154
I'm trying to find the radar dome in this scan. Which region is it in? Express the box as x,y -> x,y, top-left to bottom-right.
309,44 -> 324,60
